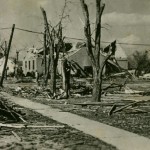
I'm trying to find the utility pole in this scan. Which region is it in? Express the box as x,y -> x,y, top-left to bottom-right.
0,24 -> 15,87
4,41 -> 7,80
16,51 -> 19,62
4,41 -> 7,56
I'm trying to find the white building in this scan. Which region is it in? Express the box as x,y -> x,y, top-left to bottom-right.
22,48 -> 45,75
0,57 -> 15,76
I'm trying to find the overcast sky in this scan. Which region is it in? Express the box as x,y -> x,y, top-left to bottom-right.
0,0 -> 150,58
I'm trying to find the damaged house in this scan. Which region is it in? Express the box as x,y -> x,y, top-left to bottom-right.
22,41 -> 128,77
22,43 -> 72,76
58,41 -> 128,77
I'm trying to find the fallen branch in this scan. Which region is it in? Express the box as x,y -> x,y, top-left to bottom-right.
0,99 -> 26,122
109,101 -> 146,115
74,102 -> 124,107
0,101 -> 17,121
64,141 -> 84,148
125,107 -> 148,114
108,105 -> 117,116
11,131 -> 22,142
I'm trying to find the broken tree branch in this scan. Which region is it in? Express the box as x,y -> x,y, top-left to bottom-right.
12,131 -> 22,142
109,101 -> 145,115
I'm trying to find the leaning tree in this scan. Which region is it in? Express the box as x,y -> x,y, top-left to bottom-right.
80,0 -> 116,102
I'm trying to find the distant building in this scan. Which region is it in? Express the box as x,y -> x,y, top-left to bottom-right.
115,44 -> 128,70
0,57 -> 15,76
22,48 -> 45,75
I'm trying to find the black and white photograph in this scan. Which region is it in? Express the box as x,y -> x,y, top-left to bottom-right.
0,0 -> 150,149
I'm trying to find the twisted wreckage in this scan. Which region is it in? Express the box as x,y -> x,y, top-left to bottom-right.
21,41 -> 128,78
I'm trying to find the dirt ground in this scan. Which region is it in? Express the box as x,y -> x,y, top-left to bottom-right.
31,97 -> 150,139
0,95 -> 117,150
0,79 -> 150,150
2,80 -> 150,138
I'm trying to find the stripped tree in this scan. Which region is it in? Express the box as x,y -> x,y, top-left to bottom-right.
80,0 -> 116,101
41,0 -> 69,96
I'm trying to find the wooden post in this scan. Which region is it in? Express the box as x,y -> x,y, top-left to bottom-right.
4,41 -> 7,56
0,24 -> 15,87
4,41 -> 7,80
16,51 -> 19,62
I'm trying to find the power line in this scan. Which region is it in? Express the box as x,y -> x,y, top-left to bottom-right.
1,27 -> 150,47
15,27 -> 44,35
0,27 -> 44,35
65,36 -> 150,47
102,41 -> 150,46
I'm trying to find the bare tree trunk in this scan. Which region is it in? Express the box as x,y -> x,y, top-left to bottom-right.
80,0 -> 105,102
50,64 -> 57,95
92,52 -> 113,101
44,50 -> 50,86
62,59 -> 66,90
41,7 -> 66,97
92,68 -> 100,101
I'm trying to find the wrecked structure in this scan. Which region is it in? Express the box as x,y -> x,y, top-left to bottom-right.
58,42 -> 128,77
21,41 -> 128,78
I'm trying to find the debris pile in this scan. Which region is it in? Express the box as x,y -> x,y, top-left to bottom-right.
71,83 -> 92,97
3,79 -> 93,100
8,86 -> 52,99
72,93 -> 150,116
0,97 -> 25,122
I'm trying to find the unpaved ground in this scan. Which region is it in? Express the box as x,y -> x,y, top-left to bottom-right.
2,80 -> 150,139
31,97 -> 150,139
1,79 -> 150,144
0,96 -> 117,150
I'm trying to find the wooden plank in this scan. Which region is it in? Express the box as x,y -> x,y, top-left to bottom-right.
112,101 -> 146,115
12,131 -> 22,142
74,102 -> 125,107
0,123 -> 65,129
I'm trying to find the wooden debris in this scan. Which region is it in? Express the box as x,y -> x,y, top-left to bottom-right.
0,98 -> 26,122
64,141 -> 84,148
109,101 -> 146,115
125,108 -> 148,114
0,123 -> 65,129
11,131 -> 22,141
108,105 -> 117,116
74,102 -> 125,107
19,116 -> 27,123
25,125 -> 65,128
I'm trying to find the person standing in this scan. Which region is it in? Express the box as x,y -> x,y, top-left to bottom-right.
62,59 -> 71,98
35,70 -> 39,84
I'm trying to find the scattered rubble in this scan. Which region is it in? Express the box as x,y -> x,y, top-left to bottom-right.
0,97 -> 26,123
1,76 -> 150,140
0,94 -> 117,150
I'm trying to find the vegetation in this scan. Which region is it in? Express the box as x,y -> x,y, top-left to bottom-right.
132,50 -> 150,76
